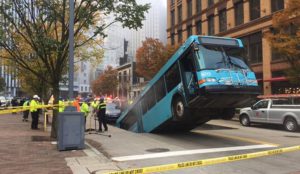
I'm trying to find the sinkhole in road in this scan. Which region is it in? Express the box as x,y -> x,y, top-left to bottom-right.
146,148 -> 170,153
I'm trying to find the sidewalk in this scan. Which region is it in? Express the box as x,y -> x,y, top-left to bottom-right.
0,113 -> 86,174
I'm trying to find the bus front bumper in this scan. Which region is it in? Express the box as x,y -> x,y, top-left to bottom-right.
189,85 -> 261,108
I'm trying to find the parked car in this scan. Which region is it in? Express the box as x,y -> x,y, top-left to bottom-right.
106,102 -> 121,123
239,97 -> 300,132
0,96 -> 8,107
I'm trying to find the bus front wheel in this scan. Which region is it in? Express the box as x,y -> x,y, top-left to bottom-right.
172,96 -> 187,121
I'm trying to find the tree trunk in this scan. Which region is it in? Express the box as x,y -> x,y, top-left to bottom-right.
50,83 -> 60,139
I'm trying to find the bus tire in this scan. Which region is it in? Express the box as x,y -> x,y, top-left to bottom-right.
284,117 -> 298,132
239,114 -> 250,126
172,96 -> 187,121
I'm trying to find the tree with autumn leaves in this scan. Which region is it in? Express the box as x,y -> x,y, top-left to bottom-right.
92,66 -> 118,97
136,38 -> 178,80
266,0 -> 300,84
0,0 -> 149,138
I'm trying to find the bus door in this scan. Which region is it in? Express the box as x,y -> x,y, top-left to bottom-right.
179,49 -> 198,102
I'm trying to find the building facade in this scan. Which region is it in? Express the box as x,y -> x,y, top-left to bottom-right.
167,0 -> 299,95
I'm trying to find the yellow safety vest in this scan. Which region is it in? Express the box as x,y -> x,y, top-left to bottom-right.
30,100 -> 38,112
58,100 -> 65,112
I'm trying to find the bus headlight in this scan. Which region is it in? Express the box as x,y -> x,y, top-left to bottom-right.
198,78 -> 217,85
206,78 -> 217,82
247,79 -> 258,84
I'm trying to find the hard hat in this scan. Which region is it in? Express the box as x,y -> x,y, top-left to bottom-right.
33,95 -> 39,99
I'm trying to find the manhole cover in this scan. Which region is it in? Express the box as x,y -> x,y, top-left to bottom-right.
146,148 -> 170,153
31,136 -> 51,142
284,135 -> 300,138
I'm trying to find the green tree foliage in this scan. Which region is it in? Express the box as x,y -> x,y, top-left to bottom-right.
266,0 -> 300,84
0,77 -> 5,92
92,66 -> 118,96
136,38 -> 179,80
0,0 -> 149,138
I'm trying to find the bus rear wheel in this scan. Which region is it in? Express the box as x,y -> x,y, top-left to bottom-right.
172,96 -> 187,121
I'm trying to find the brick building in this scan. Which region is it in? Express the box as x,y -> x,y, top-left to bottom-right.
167,0 -> 299,95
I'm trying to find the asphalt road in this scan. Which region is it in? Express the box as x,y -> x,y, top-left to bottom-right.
87,119 -> 300,174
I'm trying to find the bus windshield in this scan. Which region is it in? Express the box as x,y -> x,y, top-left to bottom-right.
197,45 -> 249,70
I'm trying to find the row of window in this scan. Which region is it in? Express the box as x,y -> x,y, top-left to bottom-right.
170,0 -> 284,39
122,63 -> 182,128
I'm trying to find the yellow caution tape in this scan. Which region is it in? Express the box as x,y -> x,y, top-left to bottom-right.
106,145 -> 300,174
0,104 -> 61,115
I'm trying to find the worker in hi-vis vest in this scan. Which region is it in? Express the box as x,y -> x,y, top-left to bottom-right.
97,98 -> 107,132
30,95 -> 40,130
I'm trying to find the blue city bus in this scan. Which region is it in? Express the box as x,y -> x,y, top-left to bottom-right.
117,35 -> 260,133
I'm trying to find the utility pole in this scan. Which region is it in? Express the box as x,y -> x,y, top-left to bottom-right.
68,0 -> 74,99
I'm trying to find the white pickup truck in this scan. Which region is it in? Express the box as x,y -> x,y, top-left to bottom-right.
239,98 -> 300,132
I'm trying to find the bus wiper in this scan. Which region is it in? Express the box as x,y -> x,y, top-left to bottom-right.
228,58 -> 246,69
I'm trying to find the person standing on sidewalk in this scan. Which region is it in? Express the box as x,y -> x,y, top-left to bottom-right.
22,98 -> 30,122
80,99 -> 90,131
97,98 -> 107,132
30,95 -> 40,130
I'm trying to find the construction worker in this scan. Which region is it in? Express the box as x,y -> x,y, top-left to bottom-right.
58,98 -> 65,112
30,95 -> 40,130
73,97 -> 81,112
81,99 -> 90,124
91,98 -> 99,113
97,98 -> 107,132
22,98 -> 30,122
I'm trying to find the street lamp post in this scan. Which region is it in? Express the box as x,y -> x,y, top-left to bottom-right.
68,0 -> 74,99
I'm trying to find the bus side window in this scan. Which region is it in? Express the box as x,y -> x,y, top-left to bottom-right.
147,87 -> 156,111
155,77 -> 166,102
141,97 -> 148,114
165,64 -> 181,92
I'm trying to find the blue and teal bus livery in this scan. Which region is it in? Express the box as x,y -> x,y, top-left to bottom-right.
117,35 -> 260,133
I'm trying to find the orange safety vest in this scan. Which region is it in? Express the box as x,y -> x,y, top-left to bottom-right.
72,100 -> 80,112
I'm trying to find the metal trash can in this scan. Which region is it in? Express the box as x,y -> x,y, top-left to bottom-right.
57,106 -> 85,151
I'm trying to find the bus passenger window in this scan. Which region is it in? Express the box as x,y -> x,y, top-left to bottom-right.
147,87 -> 156,110
141,97 -> 148,114
165,64 -> 181,92
155,77 -> 166,102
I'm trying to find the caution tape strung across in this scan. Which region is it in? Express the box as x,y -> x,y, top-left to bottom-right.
106,145 -> 300,174
0,104 -> 60,115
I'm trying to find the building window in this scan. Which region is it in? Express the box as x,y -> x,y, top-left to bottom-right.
178,29 -> 182,42
171,33 -> 175,45
249,0 -> 260,20
84,80 -> 86,84
240,32 -> 262,64
85,86 -> 87,92
271,0 -> 284,13
234,1 -> 244,26
177,5 -> 182,23
171,10 -> 175,26
171,0 -> 175,6
187,0 -> 193,18
196,20 -> 202,35
208,0 -> 214,8
196,0 -> 202,13
219,9 -> 227,32
187,25 -> 193,37
208,15 -> 214,35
